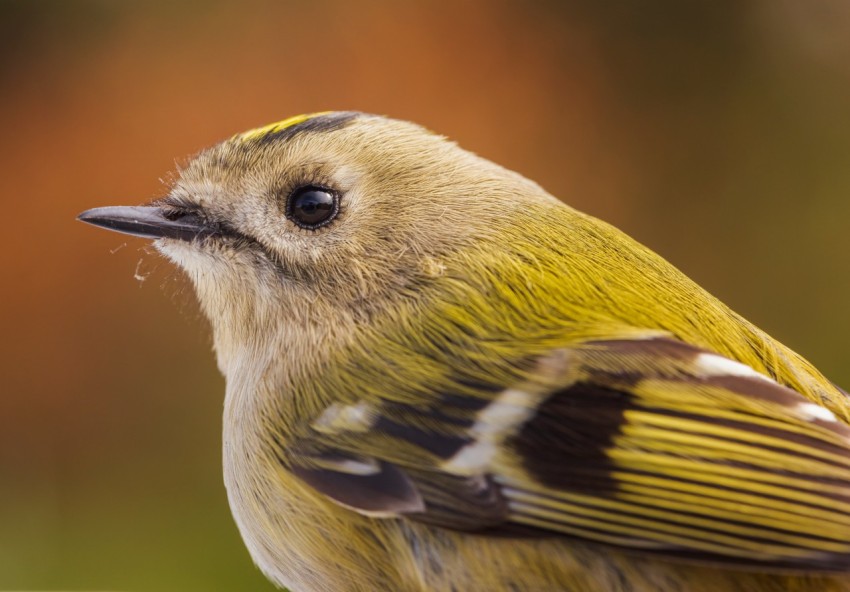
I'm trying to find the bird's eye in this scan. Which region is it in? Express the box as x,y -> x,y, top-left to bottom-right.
286,186 -> 339,230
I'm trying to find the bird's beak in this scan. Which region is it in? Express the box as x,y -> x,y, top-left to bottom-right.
77,206 -> 216,241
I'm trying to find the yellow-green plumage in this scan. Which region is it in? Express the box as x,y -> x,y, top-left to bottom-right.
290,203 -> 850,589
79,112 -> 850,591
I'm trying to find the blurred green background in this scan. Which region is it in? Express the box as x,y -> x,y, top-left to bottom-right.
2,0 -> 849,590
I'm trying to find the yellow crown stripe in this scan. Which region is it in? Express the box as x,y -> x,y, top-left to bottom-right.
234,112 -> 332,142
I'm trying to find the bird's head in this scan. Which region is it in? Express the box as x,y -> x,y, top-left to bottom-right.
79,112 -> 555,372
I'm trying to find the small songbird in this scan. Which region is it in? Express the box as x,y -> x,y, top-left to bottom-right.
79,112 -> 850,592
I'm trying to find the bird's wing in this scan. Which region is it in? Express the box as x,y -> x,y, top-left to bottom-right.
288,336 -> 850,571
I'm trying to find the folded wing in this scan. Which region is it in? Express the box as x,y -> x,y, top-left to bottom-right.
288,336 -> 850,571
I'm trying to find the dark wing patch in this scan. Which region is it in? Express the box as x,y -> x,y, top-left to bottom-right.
511,382 -> 630,496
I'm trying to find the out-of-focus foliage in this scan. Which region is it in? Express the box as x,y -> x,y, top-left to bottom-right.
1,1 -> 848,590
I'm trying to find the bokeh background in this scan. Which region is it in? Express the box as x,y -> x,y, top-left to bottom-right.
2,1 -> 849,590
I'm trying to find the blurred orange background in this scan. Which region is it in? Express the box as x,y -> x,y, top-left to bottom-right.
2,1 -> 849,590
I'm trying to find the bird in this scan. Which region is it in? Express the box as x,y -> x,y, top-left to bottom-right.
79,111 -> 850,592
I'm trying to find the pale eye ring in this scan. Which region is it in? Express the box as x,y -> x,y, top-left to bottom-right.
285,185 -> 339,230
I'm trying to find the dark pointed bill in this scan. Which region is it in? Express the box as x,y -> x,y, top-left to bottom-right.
77,206 -> 216,241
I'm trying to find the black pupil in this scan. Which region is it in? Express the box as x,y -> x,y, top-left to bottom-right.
291,188 -> 335,227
